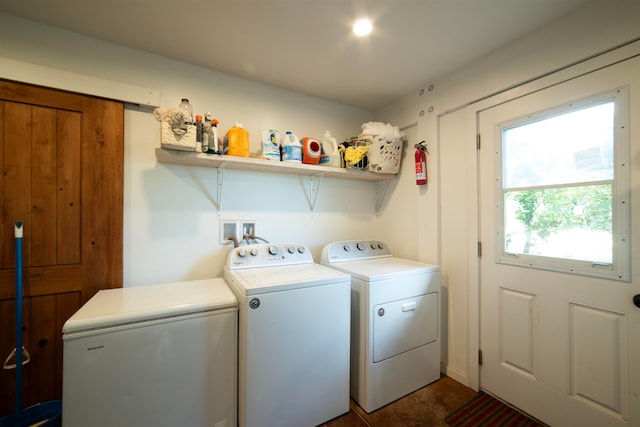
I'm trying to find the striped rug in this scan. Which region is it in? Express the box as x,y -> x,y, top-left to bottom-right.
445,392 -> 543,427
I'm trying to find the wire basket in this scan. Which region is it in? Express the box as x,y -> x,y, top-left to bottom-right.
344,140 -> 370,170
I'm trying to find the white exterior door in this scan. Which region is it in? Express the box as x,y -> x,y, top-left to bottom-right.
478,56 -> 640,426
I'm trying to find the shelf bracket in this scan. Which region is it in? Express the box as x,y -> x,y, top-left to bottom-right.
375,179 -> 391,214
216,161 -> 226,218
304,173 -> 325,212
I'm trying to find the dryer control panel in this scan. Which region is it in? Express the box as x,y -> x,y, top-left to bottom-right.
226,243 -> 312,269
321,240 -> 393,263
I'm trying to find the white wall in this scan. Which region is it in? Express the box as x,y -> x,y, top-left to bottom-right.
1,13 -> 432,289
415,0 -> 640,388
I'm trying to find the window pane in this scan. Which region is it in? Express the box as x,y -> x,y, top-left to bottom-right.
504,185 -> 612,263
503,102 -> 614,188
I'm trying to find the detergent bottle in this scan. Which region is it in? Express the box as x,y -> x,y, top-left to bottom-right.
301,137 -> 321,165
224,122 -> 250,157
281,131 -> 302,163
320,130 -> 340,167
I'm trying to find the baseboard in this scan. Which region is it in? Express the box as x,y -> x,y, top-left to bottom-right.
440,362 -> 473,389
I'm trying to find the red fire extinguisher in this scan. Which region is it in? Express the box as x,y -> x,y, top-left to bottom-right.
415,141 -> 428,185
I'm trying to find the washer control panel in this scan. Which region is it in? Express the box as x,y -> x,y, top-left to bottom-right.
226,243 -> 312,269
321,240 -> 392,263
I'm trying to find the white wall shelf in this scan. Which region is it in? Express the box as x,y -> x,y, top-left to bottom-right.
155,148 -> 395,214
155,148 -> 395,181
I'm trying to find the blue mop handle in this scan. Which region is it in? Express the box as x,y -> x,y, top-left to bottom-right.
14,221 -> 24,426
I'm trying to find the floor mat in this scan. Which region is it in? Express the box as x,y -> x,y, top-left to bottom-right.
445,392 -> 543,427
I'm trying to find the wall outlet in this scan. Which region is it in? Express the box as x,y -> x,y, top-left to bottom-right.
219,221 -> 238,245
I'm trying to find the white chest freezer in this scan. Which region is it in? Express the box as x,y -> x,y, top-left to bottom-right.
62,278 -> 237,427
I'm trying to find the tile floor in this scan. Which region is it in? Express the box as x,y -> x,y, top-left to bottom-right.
322,375 -> 478,427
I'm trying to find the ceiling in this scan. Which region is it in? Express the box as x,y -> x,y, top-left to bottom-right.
0,0 -> 592,111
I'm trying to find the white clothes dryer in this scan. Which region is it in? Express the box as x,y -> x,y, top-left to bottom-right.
224,242 -> 351,427
321,240 -> 441,413
62,278 -> 238,427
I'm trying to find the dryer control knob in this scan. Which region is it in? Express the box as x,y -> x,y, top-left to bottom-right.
371,243 -> 377,249
343,245 -> 350,252
250,248 -> 258,256
287,246 -> 295,254
356,243 -> 364,251
268,245 -> 279,256
297,246 -> 305,254
377,243 -> 384,249
237,248 -> 247,257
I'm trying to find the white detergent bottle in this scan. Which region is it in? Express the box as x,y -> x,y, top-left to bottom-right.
320,130 -> 340,167
281,131 -> 302,163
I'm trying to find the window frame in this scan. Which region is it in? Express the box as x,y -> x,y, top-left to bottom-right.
494,86 -> 630,281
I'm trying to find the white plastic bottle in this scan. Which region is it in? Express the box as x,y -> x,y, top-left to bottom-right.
178,98 -> 193,124
320,130 -> 340,167
281,131 -> 302,163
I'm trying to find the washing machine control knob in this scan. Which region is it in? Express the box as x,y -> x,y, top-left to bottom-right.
297,246 -> 305,254
250,248 -> 258,256
378,243 -> 384,249
343,245 -> 350,252
237,248 -> 247,257
371,243 -> 377,249
268,245 -> 279,256
356,243 -> 364,251
287,246 -> 295,254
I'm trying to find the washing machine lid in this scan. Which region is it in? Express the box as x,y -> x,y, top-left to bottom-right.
224,263 -> 350,296
323,257 -> 439,281
62,278 -> 237,335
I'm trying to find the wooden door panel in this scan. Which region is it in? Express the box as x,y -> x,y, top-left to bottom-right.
0,101 -> 3,265
0,81 -> 82,112
24,295 -> 57,407
1,102 -> 32,270
31,106 -> 58,267
0,265 -> 82,300
0,298 -> 18,415
1,104 -> 82,271
0,80 -> 122,417
80,96 -> 123,301
57,110 -> 81,266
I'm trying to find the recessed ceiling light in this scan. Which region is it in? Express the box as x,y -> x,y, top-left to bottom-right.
353,19 -> 372,37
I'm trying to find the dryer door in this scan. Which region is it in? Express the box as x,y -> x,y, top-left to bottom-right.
372,292 -> 438,362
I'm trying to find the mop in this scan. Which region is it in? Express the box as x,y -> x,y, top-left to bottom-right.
0,222 -> 61,427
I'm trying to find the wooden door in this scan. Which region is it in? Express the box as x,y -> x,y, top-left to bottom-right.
0,80 -> 123,416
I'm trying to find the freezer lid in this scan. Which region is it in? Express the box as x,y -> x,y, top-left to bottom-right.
223,263 -> 350,295
62,278 -> 237,335
322,257 -> 440,281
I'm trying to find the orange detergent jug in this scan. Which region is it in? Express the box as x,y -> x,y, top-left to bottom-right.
224,122 -> 250,157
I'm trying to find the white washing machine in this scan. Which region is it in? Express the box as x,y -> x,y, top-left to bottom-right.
224,242 -> 351,427
62,278 -> 238,427
321,240 -> 441,413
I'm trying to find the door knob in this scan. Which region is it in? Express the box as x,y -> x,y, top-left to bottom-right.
634,294 -> 640,308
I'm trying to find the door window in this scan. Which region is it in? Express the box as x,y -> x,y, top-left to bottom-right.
495,87 -> 630,281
